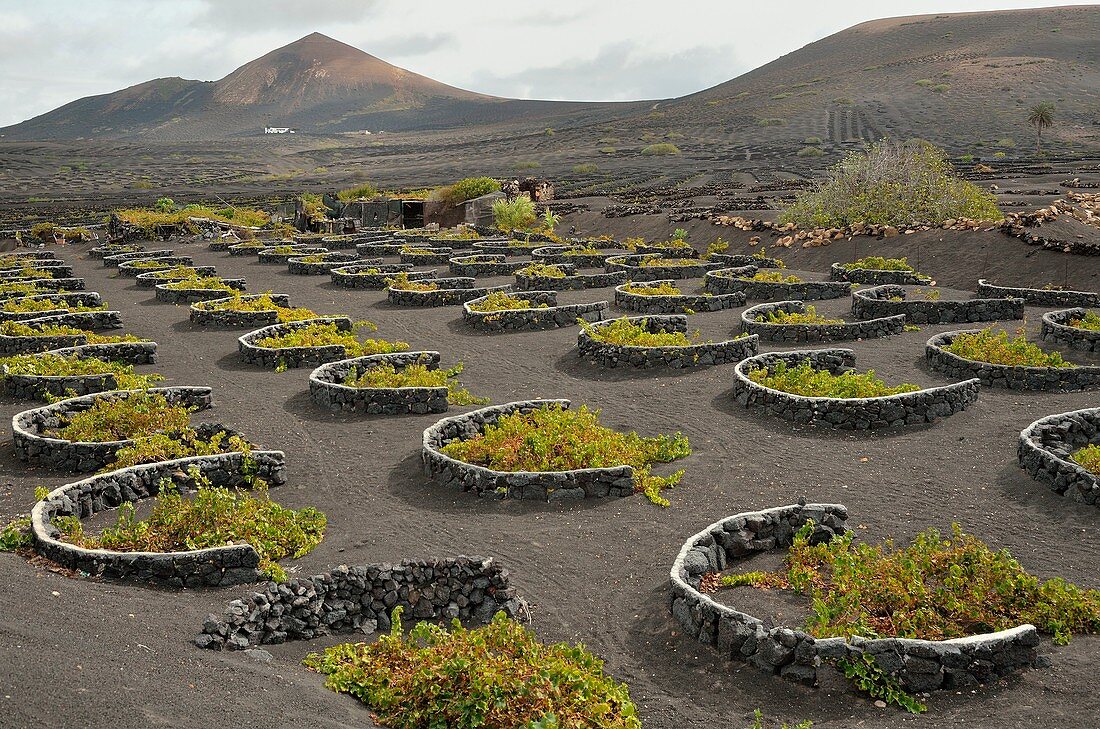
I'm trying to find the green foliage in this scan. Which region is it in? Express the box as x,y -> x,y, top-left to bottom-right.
725,521 -> 1100,645
467,291 -> 545,313
163,276 -> 236,292
300,193 -> 331,221
106,429 -> 251,470
1071,444 -> 1100,475
59,472 -> 324,581
744,708 -> 813,729
581,318 -> 700,347
944,328 -> 1072,368
440,403 -> 690,506
541,209 -> 561,234
197,291 -> 319,323
637,257 -> 697,268
154,197 -> 175,212
385,272 -> 438,291
492,196 -> 537,232
0,517 -> 32,552
0,353 -> 162,392
744,270 -> 803,283
255,322 -> 408,360
49,391 -> 192,443
304,608 -> 641,728
842,256 -> 915,272
431,177 -> 501,207
641,143 -> 680,156
343,361 -> 488,406
146,265 -> 200,280
0,297 -> 103,314
336,181 -> 379,202
0,320 -> 142,344
572,163 -> 599,174
1068,310 -> 1100,332
779,140 -> 1002,228
704,237 -> 730,259
622,281 -> 682,296
757,118 -> 786,127
836,653 -> 926,714
29,222 -> 92,242
804,137 -> 823,145
114,204 -> 270,236
517,263 -> 567,279
747,360 -> 919,398
797,146 -> 825,158
758,306 -> 844,325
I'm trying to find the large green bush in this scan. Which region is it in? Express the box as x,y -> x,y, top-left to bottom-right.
431,177 -> 501,208
779,140 -> 1001,228
305,608 -> 642,729
492,196 -> 537,231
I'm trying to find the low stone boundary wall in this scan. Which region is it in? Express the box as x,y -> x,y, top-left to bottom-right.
238,317 -> 354,369
117,256 -> 193,277
926,330 -> 1100,391
19,310 -> 123,332
355,242 -> 418,257
12,386 -> 214,472
103,249 -> 173,267
462,291 -> 608,333
741,301 -> 906,343
0,324 -> 87,355
531,246 -> 610,268
399,247 -> 453,266
709,253 -> 784,269
0,251 -> 58,263
704,266 -> 853,301
1018,407 -> 1100,506
851,285 -> 1024,324
732,349 -> 980,429
635,245 -> 700,258
50,341 -> 158,366
5,277 -> 86,293
387,279 -> 513,307
287,253 -> 362,275
1040,308 -> 1100,352
448,254 -> 529,277
670,503 -> 1040,690
207,240 -> 232,252
331,264 -> 430,289
514,269 -> 626,291
189,293 -> 292,327
1,262 -> 73,280
615,281 -> 745,314
154,280 -> 246,305
135,266 -> 217,289
977,279 -> 1100,308
422,399 -> 636,500
472,241 -> 545,256
30,451 -> 286,587
605,254 -> 724,281
227,243 -> 267,257
309,351 -> 449,414
579,315 -> 759,369
322,234 -> 385,249
195,556 -> 519,648
829,263 -> 932,286
90,245 -> 142,260
257,246 -> 328,264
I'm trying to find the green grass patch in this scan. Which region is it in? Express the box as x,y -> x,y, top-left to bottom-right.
641,143 -> 681,156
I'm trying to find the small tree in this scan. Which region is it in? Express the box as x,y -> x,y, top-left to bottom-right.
1028,103 -> 1055,154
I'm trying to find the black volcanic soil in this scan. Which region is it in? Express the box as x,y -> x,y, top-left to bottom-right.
1,236 -> 1098,729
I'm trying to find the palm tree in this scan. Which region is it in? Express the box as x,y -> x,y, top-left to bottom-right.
1028,103 -> 1055,154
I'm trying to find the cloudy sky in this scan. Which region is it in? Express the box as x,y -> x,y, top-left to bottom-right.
0,0 -> 1091,126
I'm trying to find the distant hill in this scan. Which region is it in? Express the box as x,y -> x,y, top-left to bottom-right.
1,33 -> 627,141
625,5 -> 1100,154
6,8 -> 1100,154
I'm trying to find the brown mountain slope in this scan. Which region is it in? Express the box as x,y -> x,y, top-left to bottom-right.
1,33 -> 631,141
599,5 -> 1100,157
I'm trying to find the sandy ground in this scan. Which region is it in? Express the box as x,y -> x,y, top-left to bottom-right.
0,237 -> 1098,729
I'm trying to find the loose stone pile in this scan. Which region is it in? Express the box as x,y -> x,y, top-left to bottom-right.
194,557 -> 520,649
